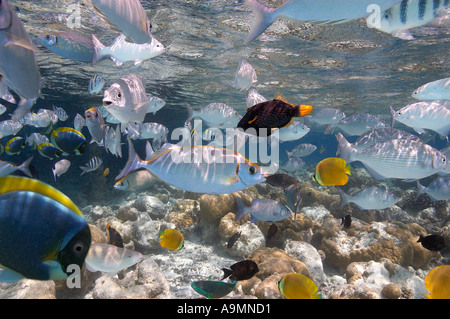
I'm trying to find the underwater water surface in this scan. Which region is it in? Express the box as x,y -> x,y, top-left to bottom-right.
0,0 -> 449,300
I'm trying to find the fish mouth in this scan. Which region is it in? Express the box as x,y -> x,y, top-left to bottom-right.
103,100 -> 113,107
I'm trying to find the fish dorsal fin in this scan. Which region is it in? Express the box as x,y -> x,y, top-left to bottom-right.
0,176 -> 83,217
274,93 -> 294,107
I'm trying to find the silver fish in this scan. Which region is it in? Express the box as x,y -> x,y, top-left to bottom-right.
128,122 -> 168,141
338,186 -> 399,210
91,34 -> 164,66
417,177 -> 450,201
74,113 -> 86,132
84,243 -> 143,274
184,102 -> 242,128
147,95 -> 166,114
390,101 -> 450,137
275,121 -> 310,142
234,196 -> 292,223
52,159 -> 71,181
325,113 -> 388,136
286,143 -> 317,158
38,32 -> 94,62
102,75 -> 148,132
244,0 -> 401,43
0,156 -> 32,177
53,105 -> 69,121
89,75 -> 106,95
279,157 -> 305,172
0,119 -> 22,139
85,106 -> 106,144
233,60 -> 257,91
114,169 -> 157,191
246,88 -> 267,108
80,156 -> 103,176
353,128 -> 421,151
90,0 -> 152,44
22,109 -> 58,128
336,133 -> 447,180
412,77 -> 450,101
371,0 -> 450,40
105,124 -> 122,158
26,132 -> 49,149
0,0 -> 41,121
306,107 -> 346,127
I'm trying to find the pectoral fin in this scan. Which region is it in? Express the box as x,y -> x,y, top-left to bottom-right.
248,115 -> 258,124
4,32 -> 40,53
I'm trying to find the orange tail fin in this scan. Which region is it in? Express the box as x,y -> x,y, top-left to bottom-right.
297,104 -> 313,117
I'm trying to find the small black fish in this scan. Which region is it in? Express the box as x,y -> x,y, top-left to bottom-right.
227,231 -> 241,249
107,223 -> 124,248
341,215 -> 352,229
265,173 -> 299,189
267,223 -> 278,240
222,260 -> 259,281
417,234 -> 446,251
237,98 -> 312,136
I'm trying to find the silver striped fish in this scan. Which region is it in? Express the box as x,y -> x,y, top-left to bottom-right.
80,156 -> 103,175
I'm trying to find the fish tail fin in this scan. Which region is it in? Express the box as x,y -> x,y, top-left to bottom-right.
91,34 -> 106,65
417,235 -> 424,243
297,104 -> 313,117
184,102 -> 194,127
285,149 -> 292,159
389,105 -> 396,128
79,166 -> 88,176
244,0 -> 276,44
338,188 -> 350,207
115,136 -> 148,181
345,163 -> 352,176
335,133 -> 355,164
52,168 -> 57,181
324,124 -> 335,135
416,180 -> 425,198
11,97 -> 38,122
221,268 -> 233,280
234,196 -> 247,221
18,156 -> 33,177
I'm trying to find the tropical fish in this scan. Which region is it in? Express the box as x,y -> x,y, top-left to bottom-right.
80,156 -> 103,176
53,106 -> 68,122
37,142 -> 63,160
184,102 -> 242,129
313,157 -> 351,187
116,137 -> 267,195
103,168 -> 110,176
114,169 -> 158,191
353,128 -> 420,151
104,124 -> 122,158
0,176 -> 91,282
107,223 -> 124,248
286,143 -> 317,158
227,231 -> 241,249
84,243 -> 143,274
336,133 -> 447,180
191,280 -> 237,299
0,157 -> 33,177
50,127 -> 88,156
88,75 -> 106,95
325,113 -> 388,136
22,109 -> 58,128
159,228 -> 184,251
147,95 -> 166,114
0,0 -> 41,121
128,122 -> 169,142
390,101 -> 450,137
38,32 -> 94,62
338,187 -> 399,210
412,77 -> 450,101
246,88 -> 267,108
0,119 -> 23,139
90,0 -> 152,44
306,107 -> 346,127
371,0 -> 450,40
235,196 -> 292,223
277,272 -> 322,299
102,75 -> 149,132
52,159 -> 71,181
267,223 -> 278,239
417,177 -> 450,201
265,173 -> 299,189
341,215 -> 352,228
91,34 -> 164,66
0,74 -> 16,104
417,234 -> 446,251
4,136 -> 25,155
279,157 -> 305,172
74,113 -> 86,132
276,121 -> 310,142
238,98 -> 313,136
85,106 -> 107,144
222,260 -> 259,281
26,132 -> 49,149
244,0 -> 401,43
233,60 -> 257,91
424,265 -> 450,299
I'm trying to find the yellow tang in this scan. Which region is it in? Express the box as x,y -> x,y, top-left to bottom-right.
159,228 -> 184,251
277,272 -> 321,299
313,157 -> 351,186
424,265 -> 450,299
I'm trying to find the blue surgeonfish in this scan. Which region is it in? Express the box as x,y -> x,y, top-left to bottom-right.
116,137 -> 267,195
0,176 -> 91,282
50,127 -> 88,155
4,136 -> 25,155
0,0 -> 41,121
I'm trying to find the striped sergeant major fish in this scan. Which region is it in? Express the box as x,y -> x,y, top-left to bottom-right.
370,0 -> 450,39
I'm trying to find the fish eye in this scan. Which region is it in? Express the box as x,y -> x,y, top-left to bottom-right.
117,92 -> 121,98
249,165 -> 257,175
